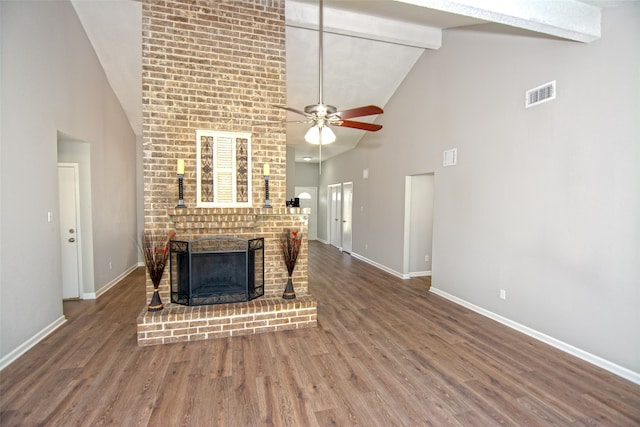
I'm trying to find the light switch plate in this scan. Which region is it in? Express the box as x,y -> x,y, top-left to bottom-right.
443,148 -> 457,167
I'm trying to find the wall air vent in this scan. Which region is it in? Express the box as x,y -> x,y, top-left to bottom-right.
526,80 -> 556,108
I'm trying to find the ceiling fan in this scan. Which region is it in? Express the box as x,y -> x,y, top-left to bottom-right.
275,0 -> 383,155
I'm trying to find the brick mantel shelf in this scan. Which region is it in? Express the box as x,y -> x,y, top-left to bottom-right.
169,207 -> 310,231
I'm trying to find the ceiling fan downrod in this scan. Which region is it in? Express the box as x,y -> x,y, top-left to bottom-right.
318,0 -> 324,106
305,0 -> 337,117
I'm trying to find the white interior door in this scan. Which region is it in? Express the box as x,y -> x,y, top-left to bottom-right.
328,184 -> 342,248
342,182 -> 353,253
295,186 -> 317,240
58,164 -> 81,299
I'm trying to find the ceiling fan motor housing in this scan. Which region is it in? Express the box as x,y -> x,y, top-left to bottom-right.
304,104 -> 338,117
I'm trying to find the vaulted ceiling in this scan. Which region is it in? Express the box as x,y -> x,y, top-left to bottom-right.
71,0 -> 609,162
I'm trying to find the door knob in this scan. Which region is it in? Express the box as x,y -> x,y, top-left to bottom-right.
68,237 -> 75,243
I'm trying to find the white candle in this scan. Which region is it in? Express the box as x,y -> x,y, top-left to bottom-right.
177,159 -> 185,175
263,163 -> 270,176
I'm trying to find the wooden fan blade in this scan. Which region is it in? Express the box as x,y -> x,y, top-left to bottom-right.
286,120 -> 313,124
272,105 -> 310,117
336,120 -> 383,132
334,105 -> 383,120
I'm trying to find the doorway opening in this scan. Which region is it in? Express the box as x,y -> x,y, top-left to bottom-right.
295,186 -> 318,241
327,183 -> 342,249
403,173 -> 434,278
57,132 -> 95,304
326,182 -> 353,253
342,182 -> 353,253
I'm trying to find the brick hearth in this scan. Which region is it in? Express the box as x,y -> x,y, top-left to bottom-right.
137,295 -> 317,346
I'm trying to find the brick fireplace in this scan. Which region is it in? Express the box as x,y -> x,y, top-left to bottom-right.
136,0 -> 317,346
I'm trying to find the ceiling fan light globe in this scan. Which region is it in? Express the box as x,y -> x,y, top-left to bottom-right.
305,125 -> 336,145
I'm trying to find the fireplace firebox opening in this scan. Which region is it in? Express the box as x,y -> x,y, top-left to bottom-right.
170,236 -> 264,306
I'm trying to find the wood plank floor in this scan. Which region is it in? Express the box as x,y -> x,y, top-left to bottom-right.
1,241 -> 639,426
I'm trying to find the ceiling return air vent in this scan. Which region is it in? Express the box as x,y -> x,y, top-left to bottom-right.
526,80 -> 556,108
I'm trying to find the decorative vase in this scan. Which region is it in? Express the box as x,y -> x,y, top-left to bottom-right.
282,276 -> 296,300
141,229 -> 174,312
148,283 -> 164,311
280,228 -> 301,300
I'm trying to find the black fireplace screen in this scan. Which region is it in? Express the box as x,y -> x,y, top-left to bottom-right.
169,236 -> 264,306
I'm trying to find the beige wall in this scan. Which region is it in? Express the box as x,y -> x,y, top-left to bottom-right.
318,5 -> 640,375
1,1 -> 138,362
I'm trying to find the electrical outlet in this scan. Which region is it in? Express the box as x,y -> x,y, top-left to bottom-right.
499,289 -> 506,300
424,255 -> 429,262
109,261 -> 113,270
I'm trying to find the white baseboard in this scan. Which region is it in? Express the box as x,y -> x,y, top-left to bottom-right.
351,252 -> 431,280
351,252 -> 405,279
1,264 -> 140,371
429,287 -> 640,385
351,253 -> 431,280
0,316 -> 67,371
409,270 -> 432,278
316,242 -> 639,384
95,263 -> 138,299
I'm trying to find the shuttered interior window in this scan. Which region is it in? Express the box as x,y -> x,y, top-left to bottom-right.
196,130 -> 252,207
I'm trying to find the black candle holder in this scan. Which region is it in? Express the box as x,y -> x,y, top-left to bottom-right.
263,175 -> 272,208
176,174 -> 186,208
